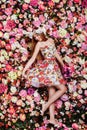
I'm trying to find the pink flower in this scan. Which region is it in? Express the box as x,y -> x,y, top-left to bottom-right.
0,22 -> 3,30
39,15 -> 45,23
55,100 -> 63,109
81,43 -> 87,50
60,94 -> 69,101
84,90 -> 87,96
19,90 -> 27,97
82,0 -> 87,8
19,113 -> 26,121
22,3 -> 29,10
4,19 -> 16,31
30,0 -> 38,7
33,20 -> 41,27
4,7 -> 12,16
74,0 -> 80,3
52,30 -> 59,38
0,83 -> 8,94
38,4 -> 45,11
72,123 -> 79,130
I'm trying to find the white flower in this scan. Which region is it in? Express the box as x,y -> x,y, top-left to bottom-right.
10,86 -> 17,94
80,81 -> 87,89
3,33 -> 9,40
11,96 -> 18,103
73,92 -> 78,97
1,0 -> 6,2
52,0 -> 60,3
24,0 -> 30,3
58,27 -> 67,37
34,90 -> 39,97
11,14 -> 17,20
64,55 -> 72,63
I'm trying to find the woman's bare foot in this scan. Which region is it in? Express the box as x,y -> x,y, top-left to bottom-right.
41,103 -> 48,116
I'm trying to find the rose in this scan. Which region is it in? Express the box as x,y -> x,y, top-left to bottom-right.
19,114 -> 26,121
24,0 -> 30,3
22,3 -> 29,10
73,0 -> 80,3
72,123 -> 79,129
10,86 -> 17,94
19,90 -> 27,98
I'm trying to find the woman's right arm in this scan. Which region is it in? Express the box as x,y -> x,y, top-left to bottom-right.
22,42 -> 41,77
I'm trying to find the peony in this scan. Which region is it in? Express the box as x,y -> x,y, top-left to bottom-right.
19,114 -> 26,121
19,90 -> 27,98
33,20 -> 41,28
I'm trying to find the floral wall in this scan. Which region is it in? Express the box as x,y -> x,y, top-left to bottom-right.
0,0 -> 87,129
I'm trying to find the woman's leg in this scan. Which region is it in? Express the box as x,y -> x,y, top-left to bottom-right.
48,87 -> 56,122
42,84 -> 67,115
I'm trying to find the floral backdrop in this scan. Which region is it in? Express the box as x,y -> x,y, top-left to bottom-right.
0,0 -> 87,129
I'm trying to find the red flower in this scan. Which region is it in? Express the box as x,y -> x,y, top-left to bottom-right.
74,0 -> 80,3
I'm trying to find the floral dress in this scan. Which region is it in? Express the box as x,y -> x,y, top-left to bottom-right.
27,44 -> 66,88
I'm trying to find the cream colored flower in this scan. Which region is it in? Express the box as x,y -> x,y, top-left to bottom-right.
80,81 -> 87,89
8,71 -> 18,81
52,0 -> 60,3
11,14 -> 17,20
10,86 -> 17,94
73,92 -> 78,97
58,28 -> 67,37
24,0 -> 30,3
11,96 -> 18,103
3,33 -> 9,40
64,55 -> 72,63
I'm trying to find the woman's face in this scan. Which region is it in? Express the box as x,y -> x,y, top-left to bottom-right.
33,33 -> 42,41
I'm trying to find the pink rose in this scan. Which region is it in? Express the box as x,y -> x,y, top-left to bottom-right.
22,3 -> 29,10
5,44 -> 11,51
30,0 -> 38,7
55,100 -> 63,109
19,90 -> 27,97
61,94 -> 69,101
0,83 -> 8,94
39,15 -> 45,23
84,90 -> 87,96
0,23 -> 3,30
39,4 -> 45,11
20,114 -> 26,121
9,106 -> 15,114
52,30 -> 59,38
33,20 -> 41,27
72,123 -> 79,130
5,7 -> 12,16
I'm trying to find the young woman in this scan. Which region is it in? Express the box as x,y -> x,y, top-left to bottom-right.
22,32 -> 68,126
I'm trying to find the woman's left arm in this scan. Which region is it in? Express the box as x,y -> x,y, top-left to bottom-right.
54,50 -> 64,67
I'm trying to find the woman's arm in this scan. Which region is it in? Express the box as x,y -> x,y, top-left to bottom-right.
22,42 -> 41,76
54,50 -> 64,67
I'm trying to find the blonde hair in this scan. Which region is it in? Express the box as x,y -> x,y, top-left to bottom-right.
31,32 -> 48,61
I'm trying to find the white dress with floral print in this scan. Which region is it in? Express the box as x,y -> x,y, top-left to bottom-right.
27,44 -> 66,88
